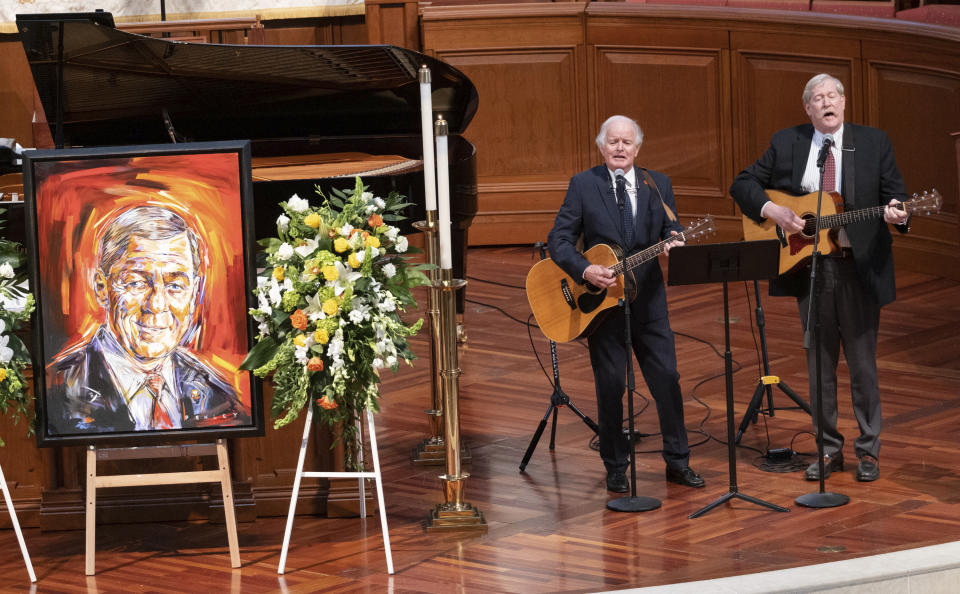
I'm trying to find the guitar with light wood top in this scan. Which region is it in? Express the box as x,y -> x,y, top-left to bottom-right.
526,216 -> 715,343
742,189 -> 942,276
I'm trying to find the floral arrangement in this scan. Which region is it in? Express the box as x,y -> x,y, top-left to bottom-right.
0,207 -> 35,447
241,178 -> 429,465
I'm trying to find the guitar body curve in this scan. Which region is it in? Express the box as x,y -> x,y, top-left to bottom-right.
526,244 -> 625,343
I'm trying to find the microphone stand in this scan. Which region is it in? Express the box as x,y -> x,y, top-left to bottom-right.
796,139 -> 849,509
607,296 -> 660,512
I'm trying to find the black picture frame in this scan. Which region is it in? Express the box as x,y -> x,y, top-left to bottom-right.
23,140 -> 264,446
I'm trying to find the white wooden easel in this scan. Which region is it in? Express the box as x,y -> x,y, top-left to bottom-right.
278,407 -> 393,574
0,462 -> 36,582
85,439 -> 240,575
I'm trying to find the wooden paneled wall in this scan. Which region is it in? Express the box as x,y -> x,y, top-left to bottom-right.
421,3 -> 960,280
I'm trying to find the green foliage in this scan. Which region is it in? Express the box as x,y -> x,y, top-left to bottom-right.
0,208 -> 35,446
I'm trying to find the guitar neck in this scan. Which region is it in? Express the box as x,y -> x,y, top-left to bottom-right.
609,232 -> 684,276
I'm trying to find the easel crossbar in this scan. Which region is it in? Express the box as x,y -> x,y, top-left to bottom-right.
301,471 -> 377,479
95,470 -> 224,488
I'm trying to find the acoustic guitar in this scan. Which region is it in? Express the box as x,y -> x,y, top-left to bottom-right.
741,189 -> 942,276
526,216 -> 715,343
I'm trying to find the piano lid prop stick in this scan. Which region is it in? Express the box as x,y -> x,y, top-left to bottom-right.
419,66 -> 438,212
435,115 -> 453,270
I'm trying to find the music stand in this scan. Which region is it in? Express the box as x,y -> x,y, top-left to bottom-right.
668,239 -> 790,519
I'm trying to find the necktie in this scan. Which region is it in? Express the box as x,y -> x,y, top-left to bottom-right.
146,372 -> 173,429
822,146 -> 836,192
616,176 -> 633,247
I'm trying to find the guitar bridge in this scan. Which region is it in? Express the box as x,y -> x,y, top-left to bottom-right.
560,278 -> 577,310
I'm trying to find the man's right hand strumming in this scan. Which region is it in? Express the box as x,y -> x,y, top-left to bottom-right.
583,263 -> 617,289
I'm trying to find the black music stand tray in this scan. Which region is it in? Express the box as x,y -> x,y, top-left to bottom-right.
668,239 -> 790,519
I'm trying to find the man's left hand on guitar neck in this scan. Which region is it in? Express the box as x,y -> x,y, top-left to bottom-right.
884,199 -> 909,226
663,230 -> 685,255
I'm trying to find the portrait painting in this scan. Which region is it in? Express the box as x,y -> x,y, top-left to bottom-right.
23,141 -> 263,445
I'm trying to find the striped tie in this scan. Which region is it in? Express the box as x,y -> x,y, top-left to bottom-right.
822,146 -> 836,192
616,176 -> 633,247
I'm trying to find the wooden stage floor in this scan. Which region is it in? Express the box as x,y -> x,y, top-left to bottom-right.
2,246 -> 960,593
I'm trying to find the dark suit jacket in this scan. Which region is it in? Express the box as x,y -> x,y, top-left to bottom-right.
730,123 -> 908,307
47,330 -> 250,435
547,165 -> 683,323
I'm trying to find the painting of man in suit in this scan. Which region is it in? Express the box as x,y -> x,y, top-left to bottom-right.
46,205 -> 250,434
25,147 -> 259,443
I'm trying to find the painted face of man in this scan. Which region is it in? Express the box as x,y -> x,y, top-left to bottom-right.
599,119 -> 639,173
96,233 -> 198,362
804,79 -> 846,135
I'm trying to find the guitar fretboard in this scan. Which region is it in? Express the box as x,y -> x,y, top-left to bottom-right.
818,205 -> 889,229
609,231 -> 686,276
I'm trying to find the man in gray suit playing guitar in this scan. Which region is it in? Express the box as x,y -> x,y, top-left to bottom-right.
731,73 -> 910,483
547,115 -> 704,494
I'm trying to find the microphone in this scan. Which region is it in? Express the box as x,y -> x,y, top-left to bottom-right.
816,134 -> 834,168
614,168 -> 626,211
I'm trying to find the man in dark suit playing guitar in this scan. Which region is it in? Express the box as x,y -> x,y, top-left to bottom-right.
547,115 -> 704,493
730,73 -> 910,483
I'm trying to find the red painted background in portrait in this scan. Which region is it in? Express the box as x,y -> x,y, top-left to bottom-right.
33,152 -> 252,409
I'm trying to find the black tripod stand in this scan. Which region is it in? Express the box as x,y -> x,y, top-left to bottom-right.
734,279 -> 811,444
519,246 -> 599,472
668,239 -> 790,519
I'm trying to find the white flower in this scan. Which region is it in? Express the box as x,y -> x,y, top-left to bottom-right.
293,237 -> 318,259
258,321 -> 271,337
339,223 -> 354,237
377,296 -> 396,313
294,345 -> 309,365
385,226 -> 399,241
353,249 -> 365,264
0,263 -> 14,279
372,357 -> 384,370
327,335 -> 344,360
268,280 -> 283,307
349,232 -> 364,251
386,355 -> 397,368
276,214 -> 290,232
287,194 -> 310,213
348,299 -> 371,324
303,293 -> 325,322
395,235 -> 408,253
364,203 -> 377,214
276,242 -> 294,261
381,263 -> 396,279
0,334 -> 12,364
374,197 -> 386,209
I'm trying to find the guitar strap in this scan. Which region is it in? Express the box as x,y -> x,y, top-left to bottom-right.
639,168 -> 678,223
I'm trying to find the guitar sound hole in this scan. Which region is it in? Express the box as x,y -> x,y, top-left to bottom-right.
577,290 -> 607,314
801,215 -> 817,238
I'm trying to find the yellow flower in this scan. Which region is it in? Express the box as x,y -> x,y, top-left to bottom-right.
0,368 -> 7,382
322,298 -> 339,316
365,235 -> 380,249
321,265 -> 338,281
314,328 -> 329,344
304,213 -> 323,228
348,252 -> 362,268
273,266 -> 285,281
293,334 -> 307,348
334,237 -> 350,253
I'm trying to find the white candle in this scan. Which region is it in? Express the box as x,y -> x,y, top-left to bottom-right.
435,116 -> 452,270
419,66 -> 437,212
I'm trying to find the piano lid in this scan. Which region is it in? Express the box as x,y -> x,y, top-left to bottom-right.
15,13 -> 478,149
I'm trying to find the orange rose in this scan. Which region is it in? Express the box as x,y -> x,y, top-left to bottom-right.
317,395 -> 338,410
368,213 -> 383,228
290,309 -> 308,330
307,357 -> 324,372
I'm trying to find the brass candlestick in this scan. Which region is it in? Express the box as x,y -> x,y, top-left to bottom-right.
426,268 -> 485,532
411,212 -> 445,464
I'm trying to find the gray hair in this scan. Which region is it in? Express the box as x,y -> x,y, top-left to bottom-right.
98,206 -> 204,276
595,115 -> 644,150
802,74 -> 845,105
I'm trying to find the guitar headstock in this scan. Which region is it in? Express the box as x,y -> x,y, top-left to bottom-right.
904,189 -> 942,216
682,214 -> 716,243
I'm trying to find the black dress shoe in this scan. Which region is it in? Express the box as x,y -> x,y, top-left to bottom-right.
856,455 -> 879,482
665,466 -> 705,488
606,471 -> 629,493
805,453 -> 844,481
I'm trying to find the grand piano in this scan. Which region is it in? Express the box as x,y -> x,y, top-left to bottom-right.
13,12 -> 479,299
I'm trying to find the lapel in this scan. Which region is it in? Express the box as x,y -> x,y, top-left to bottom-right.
841,124 -> 856,207
593,166 -> 624,240
633,165 -> 654,243
792,125 -> 814,192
